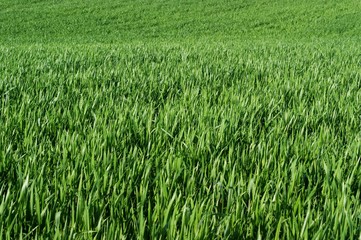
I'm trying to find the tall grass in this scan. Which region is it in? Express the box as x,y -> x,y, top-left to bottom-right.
1,43 -> 361,238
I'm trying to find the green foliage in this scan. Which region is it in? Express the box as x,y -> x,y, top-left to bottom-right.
1,0 -> 361,239
0,0 -> 361,44
1,43 -> 361,239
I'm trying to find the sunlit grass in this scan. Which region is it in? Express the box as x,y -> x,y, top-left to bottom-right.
1,43 -> 361,238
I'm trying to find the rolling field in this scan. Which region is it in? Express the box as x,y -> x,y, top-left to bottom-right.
1,0 -> 361,239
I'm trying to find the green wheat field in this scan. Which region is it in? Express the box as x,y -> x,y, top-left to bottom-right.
1,0 -> 361,239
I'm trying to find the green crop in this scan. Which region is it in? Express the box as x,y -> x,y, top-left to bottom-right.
1,0 -> 361,44
1,0 -> 361,239
1,43 -> 361,239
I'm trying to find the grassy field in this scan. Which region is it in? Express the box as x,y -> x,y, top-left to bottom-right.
1,0 -> 361,44
1,0 -> 361,239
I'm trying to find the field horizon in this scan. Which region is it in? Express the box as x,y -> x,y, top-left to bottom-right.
1,0 -> 361,45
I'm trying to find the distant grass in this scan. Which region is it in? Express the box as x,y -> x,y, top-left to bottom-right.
0,0 -> 361,44
2,0 -> 361,239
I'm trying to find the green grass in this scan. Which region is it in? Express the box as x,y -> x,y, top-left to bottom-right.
1,0 -> 361,44
1,0 -> 361,239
